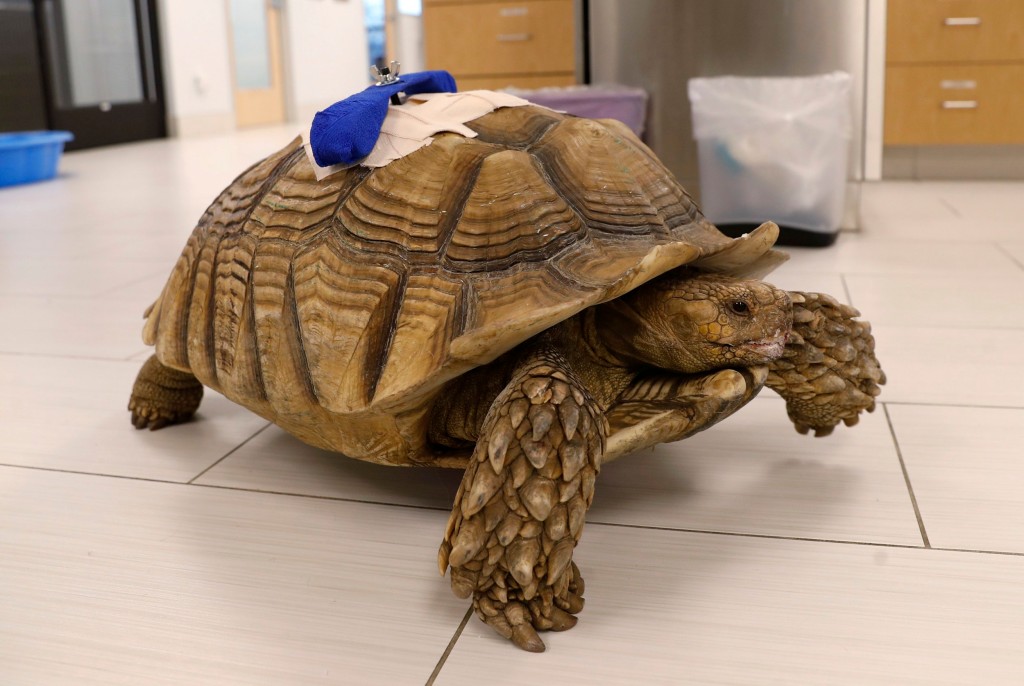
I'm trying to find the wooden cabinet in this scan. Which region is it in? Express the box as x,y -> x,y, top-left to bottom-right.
887,0 -> 1024,64
423,0 -> 577,91
886,64 -> 1024,145
885,0 -> 1024,145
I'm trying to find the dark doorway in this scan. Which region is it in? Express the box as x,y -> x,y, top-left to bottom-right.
34,0 -> 166,150
0,0 -> 49,133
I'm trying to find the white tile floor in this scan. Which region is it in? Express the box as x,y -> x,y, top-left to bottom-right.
2,126 -> 1023,685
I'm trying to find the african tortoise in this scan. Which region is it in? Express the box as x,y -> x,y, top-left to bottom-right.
129,104 -> 884,652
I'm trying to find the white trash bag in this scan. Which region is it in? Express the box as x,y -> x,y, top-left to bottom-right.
688,72 -> 852,235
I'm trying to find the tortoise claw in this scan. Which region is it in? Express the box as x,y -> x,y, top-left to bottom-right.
511,624 -> 546,653
547,606 -> 578,632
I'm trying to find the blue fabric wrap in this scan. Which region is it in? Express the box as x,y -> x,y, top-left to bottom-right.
309,70 -> 458,167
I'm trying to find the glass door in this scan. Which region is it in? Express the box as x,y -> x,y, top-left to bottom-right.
37,0 -> 165,149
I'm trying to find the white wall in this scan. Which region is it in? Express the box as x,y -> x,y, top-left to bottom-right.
156,0 -> 370,137
284,0 -> 371,125
393,12 -> 424,73
156,0 -> 235,136
864,0 -> 888,181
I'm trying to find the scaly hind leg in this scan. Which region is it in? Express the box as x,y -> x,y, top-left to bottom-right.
439,352 -> 604,652
128,355 -> 204,430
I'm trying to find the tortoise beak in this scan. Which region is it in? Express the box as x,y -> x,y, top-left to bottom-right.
739,331 -> 788,361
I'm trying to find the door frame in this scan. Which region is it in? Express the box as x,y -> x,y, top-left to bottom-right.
226,0 -> 288,128
35,0 -> 166,150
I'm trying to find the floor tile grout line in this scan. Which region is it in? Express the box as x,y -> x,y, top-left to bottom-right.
924,545 -> 1024,559
94,269 -> 170,298
839,273 -> 855,308
0,462 -> 184,487
938,197 -> 963,218
586,519 -> 1024,558
187,422 -> 273,484
425,608 -> 473,686
586,518 -> 929,551
2,459 -> 1022,558
190,481 -> 453,513
857,323 -> 1024,332
882,402 -> 931,548
0,292 -> 113,301
0,458 -> 454,512
0,350 -> 143,363
993,241 -> 1024,273
882,399 -> 1024,411
124,349 -> 151,361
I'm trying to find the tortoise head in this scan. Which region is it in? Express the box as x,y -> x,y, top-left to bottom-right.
597,271 -> 793,374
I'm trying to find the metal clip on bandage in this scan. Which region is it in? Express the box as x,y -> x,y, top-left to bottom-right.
371,61 -> 403,105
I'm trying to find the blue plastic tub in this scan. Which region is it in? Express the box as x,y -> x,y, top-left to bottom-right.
0,131 -> 75,188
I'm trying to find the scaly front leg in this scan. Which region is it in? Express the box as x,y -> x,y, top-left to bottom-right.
439,351 -> 604,652
767,292 -> 886,436
603,366 -> 769,462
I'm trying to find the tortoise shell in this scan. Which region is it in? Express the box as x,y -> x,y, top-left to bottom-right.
142,105 -> 785,466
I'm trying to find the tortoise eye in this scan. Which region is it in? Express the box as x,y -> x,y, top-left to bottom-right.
729,300 -> 750,315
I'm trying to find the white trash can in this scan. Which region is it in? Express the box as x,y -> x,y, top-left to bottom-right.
688,72 -> 852,246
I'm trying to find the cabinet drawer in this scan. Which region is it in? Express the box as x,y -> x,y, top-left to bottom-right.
885,64 -> 1024,144
424,0 -> 575,77
887,0 -> 1024,63
454,73 -> 576,91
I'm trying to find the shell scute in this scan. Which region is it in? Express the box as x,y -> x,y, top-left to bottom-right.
249,237 -> 319,416
336,134 -> 497,255
531,117 -> 680,236
210,232 -> 262,395
250,160 -> 346,236
552,237 -> 702,297
374,272 -> 467,403
292,235 -> 405,412
447,266 -> 585,366
464,105 -> 563,147
445,149 -> 585,269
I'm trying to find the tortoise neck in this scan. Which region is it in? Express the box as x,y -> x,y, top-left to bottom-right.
549,309 -> 636,411
579,308 -> 633,368
587,295 -> 654,370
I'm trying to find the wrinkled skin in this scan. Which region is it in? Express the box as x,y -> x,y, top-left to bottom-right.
433,272 -> 796,651
429,272 -> 793,451
597,271 -> 792,375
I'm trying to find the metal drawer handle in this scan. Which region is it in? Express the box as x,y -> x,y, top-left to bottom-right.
499,7 -> 528,17
497,33 -> 532,42
943,100 -> 978,109
941,80 -> 977,90
944,17 -> 982,26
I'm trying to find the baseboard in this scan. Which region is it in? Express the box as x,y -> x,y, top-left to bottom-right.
841,181 -> 862,231
166,112 -> 236,138
883,145 -> 1024,180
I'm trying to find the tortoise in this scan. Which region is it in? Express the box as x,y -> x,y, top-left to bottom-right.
128,104 -> 884,652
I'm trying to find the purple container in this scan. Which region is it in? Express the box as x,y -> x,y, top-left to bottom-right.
508,85 -> 648,138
